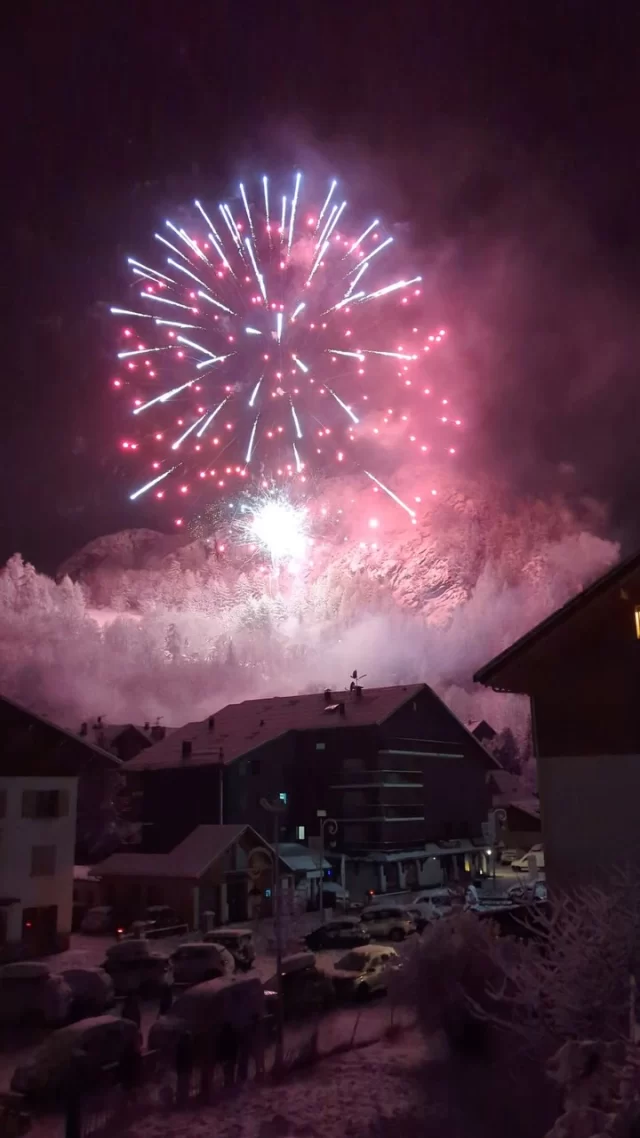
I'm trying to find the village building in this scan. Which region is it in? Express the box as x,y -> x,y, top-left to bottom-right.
123,682 -> 497,902
92,823 -> 286,927
474,550 -> 640,891
0,695 -> 117,955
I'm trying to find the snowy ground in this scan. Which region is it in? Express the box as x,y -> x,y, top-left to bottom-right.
121,1027 -> 427,1138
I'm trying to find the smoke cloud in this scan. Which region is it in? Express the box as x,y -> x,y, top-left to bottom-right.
0,469 -> 617,751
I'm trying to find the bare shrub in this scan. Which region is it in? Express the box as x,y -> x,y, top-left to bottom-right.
477,877 -> 640,1053
394,910 -> 507,1056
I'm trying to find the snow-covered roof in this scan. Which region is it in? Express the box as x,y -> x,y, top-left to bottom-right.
92,824 -> 269,880
126,684 -> 426,771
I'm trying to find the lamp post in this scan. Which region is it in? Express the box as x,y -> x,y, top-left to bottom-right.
259,795 -> 287,1068
316,809 -> 338,922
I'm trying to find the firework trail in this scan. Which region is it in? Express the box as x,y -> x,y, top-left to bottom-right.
111,173 -> 460,526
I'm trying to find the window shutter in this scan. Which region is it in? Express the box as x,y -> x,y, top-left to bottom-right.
22,790 -> 36,818
57,790 -> 70,818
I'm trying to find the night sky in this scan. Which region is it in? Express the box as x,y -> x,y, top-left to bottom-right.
6,2 -> 640,573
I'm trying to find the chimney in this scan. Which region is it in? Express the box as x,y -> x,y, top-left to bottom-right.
208,716 -> 215,732
338,701 -> 346,717
143,721 -> 150,732
323,688 -> 332,704
79,722 -> 88,737
181,739 -> 192,760
354,685 -> 363,700
150,724 -> 165,742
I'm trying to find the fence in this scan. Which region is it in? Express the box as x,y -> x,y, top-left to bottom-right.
12,1000 -> 415,1138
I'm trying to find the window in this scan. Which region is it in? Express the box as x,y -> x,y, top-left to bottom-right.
0,790 -> 6,819
296,825 -> 305,840
315,742 -> 326,752
635,606 -> 640,639
30,845 -> 56,876
22,790 -> 68,819
279,792 -> 288,805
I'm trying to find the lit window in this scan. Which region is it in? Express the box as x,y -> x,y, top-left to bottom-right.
296,825 -> 305,840
635,607 -> 640,639
315,742 -> 326,751
279,792 -> 288,804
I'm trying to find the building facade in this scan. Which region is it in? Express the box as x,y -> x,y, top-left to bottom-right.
474,550 -> 640,892
0,695 -> 117,954
125,683 -> 496,899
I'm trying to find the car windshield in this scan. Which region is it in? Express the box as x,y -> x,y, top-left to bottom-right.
336,951 -> 369,972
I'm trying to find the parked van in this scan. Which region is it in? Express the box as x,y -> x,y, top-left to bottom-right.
149,975 -> 265,1055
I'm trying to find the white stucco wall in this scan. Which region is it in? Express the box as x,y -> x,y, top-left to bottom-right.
0,776 -> 78,942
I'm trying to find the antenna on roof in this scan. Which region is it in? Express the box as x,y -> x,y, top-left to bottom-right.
349,669 -> 367,694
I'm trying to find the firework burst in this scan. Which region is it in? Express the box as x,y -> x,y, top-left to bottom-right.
111,173 -> 460,527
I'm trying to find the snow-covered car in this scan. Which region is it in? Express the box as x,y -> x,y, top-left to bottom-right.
62,968 -> 115,1019
500,849 -> 519,865
149,975 -> 264,1056
80,906 -> 118,935
331,945 -> 399,1001
404,905 -> 433,933
360,905 -> 416,941
0,962 -> 73,1028
171,942 -> 234,988
305,918 -> 370,951
11,1015 -> 141,1099
203,928 -> 256,971
102,940 -> 172,996
507,880 -> 548,903
511,845 -> 545,873
264,952 -> 335,1020
413,887 -> 455,911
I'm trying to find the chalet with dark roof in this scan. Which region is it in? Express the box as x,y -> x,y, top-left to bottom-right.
125,682 -> 497,899
474,549 -> 640,890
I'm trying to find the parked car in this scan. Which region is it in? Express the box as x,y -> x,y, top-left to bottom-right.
360,906 -> 415,941
507,880 -> 548,903
203,928 -> 256,971
413,886 -> 456,911
500,849 -> 519,865
511,845 -> 545,873
305,919 -> 370,952
404,905 -> 432,933
331,945 -> 400,1001
11,1015 -> 141,1099
62,968 -> 115,1019
149,975 -> 265,1056
117,905 -> 185,941
102,940 -> 172,996
0,962 -> 73,1029
264,952 -> 335,1021
171,943 -> 235,988
80,906 -> 118,936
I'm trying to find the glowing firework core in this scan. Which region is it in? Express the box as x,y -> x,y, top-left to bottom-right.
250,499 -> 308,564
112,172 -> 458,526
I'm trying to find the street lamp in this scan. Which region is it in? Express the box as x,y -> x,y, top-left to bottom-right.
260,795 -> 287,1068
316,809 -> 338,922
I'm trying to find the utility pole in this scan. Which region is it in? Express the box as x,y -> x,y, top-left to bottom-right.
260,796 -> 287,1069
316,809 -> 338,922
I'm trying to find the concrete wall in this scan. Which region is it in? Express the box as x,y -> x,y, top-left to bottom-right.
0,776 -> 78,944
538,753 -> 640,892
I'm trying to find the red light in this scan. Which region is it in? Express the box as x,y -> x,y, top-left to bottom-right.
175,519 -> 183,526
219,544 -> 225,552
113,379 -> 122,388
